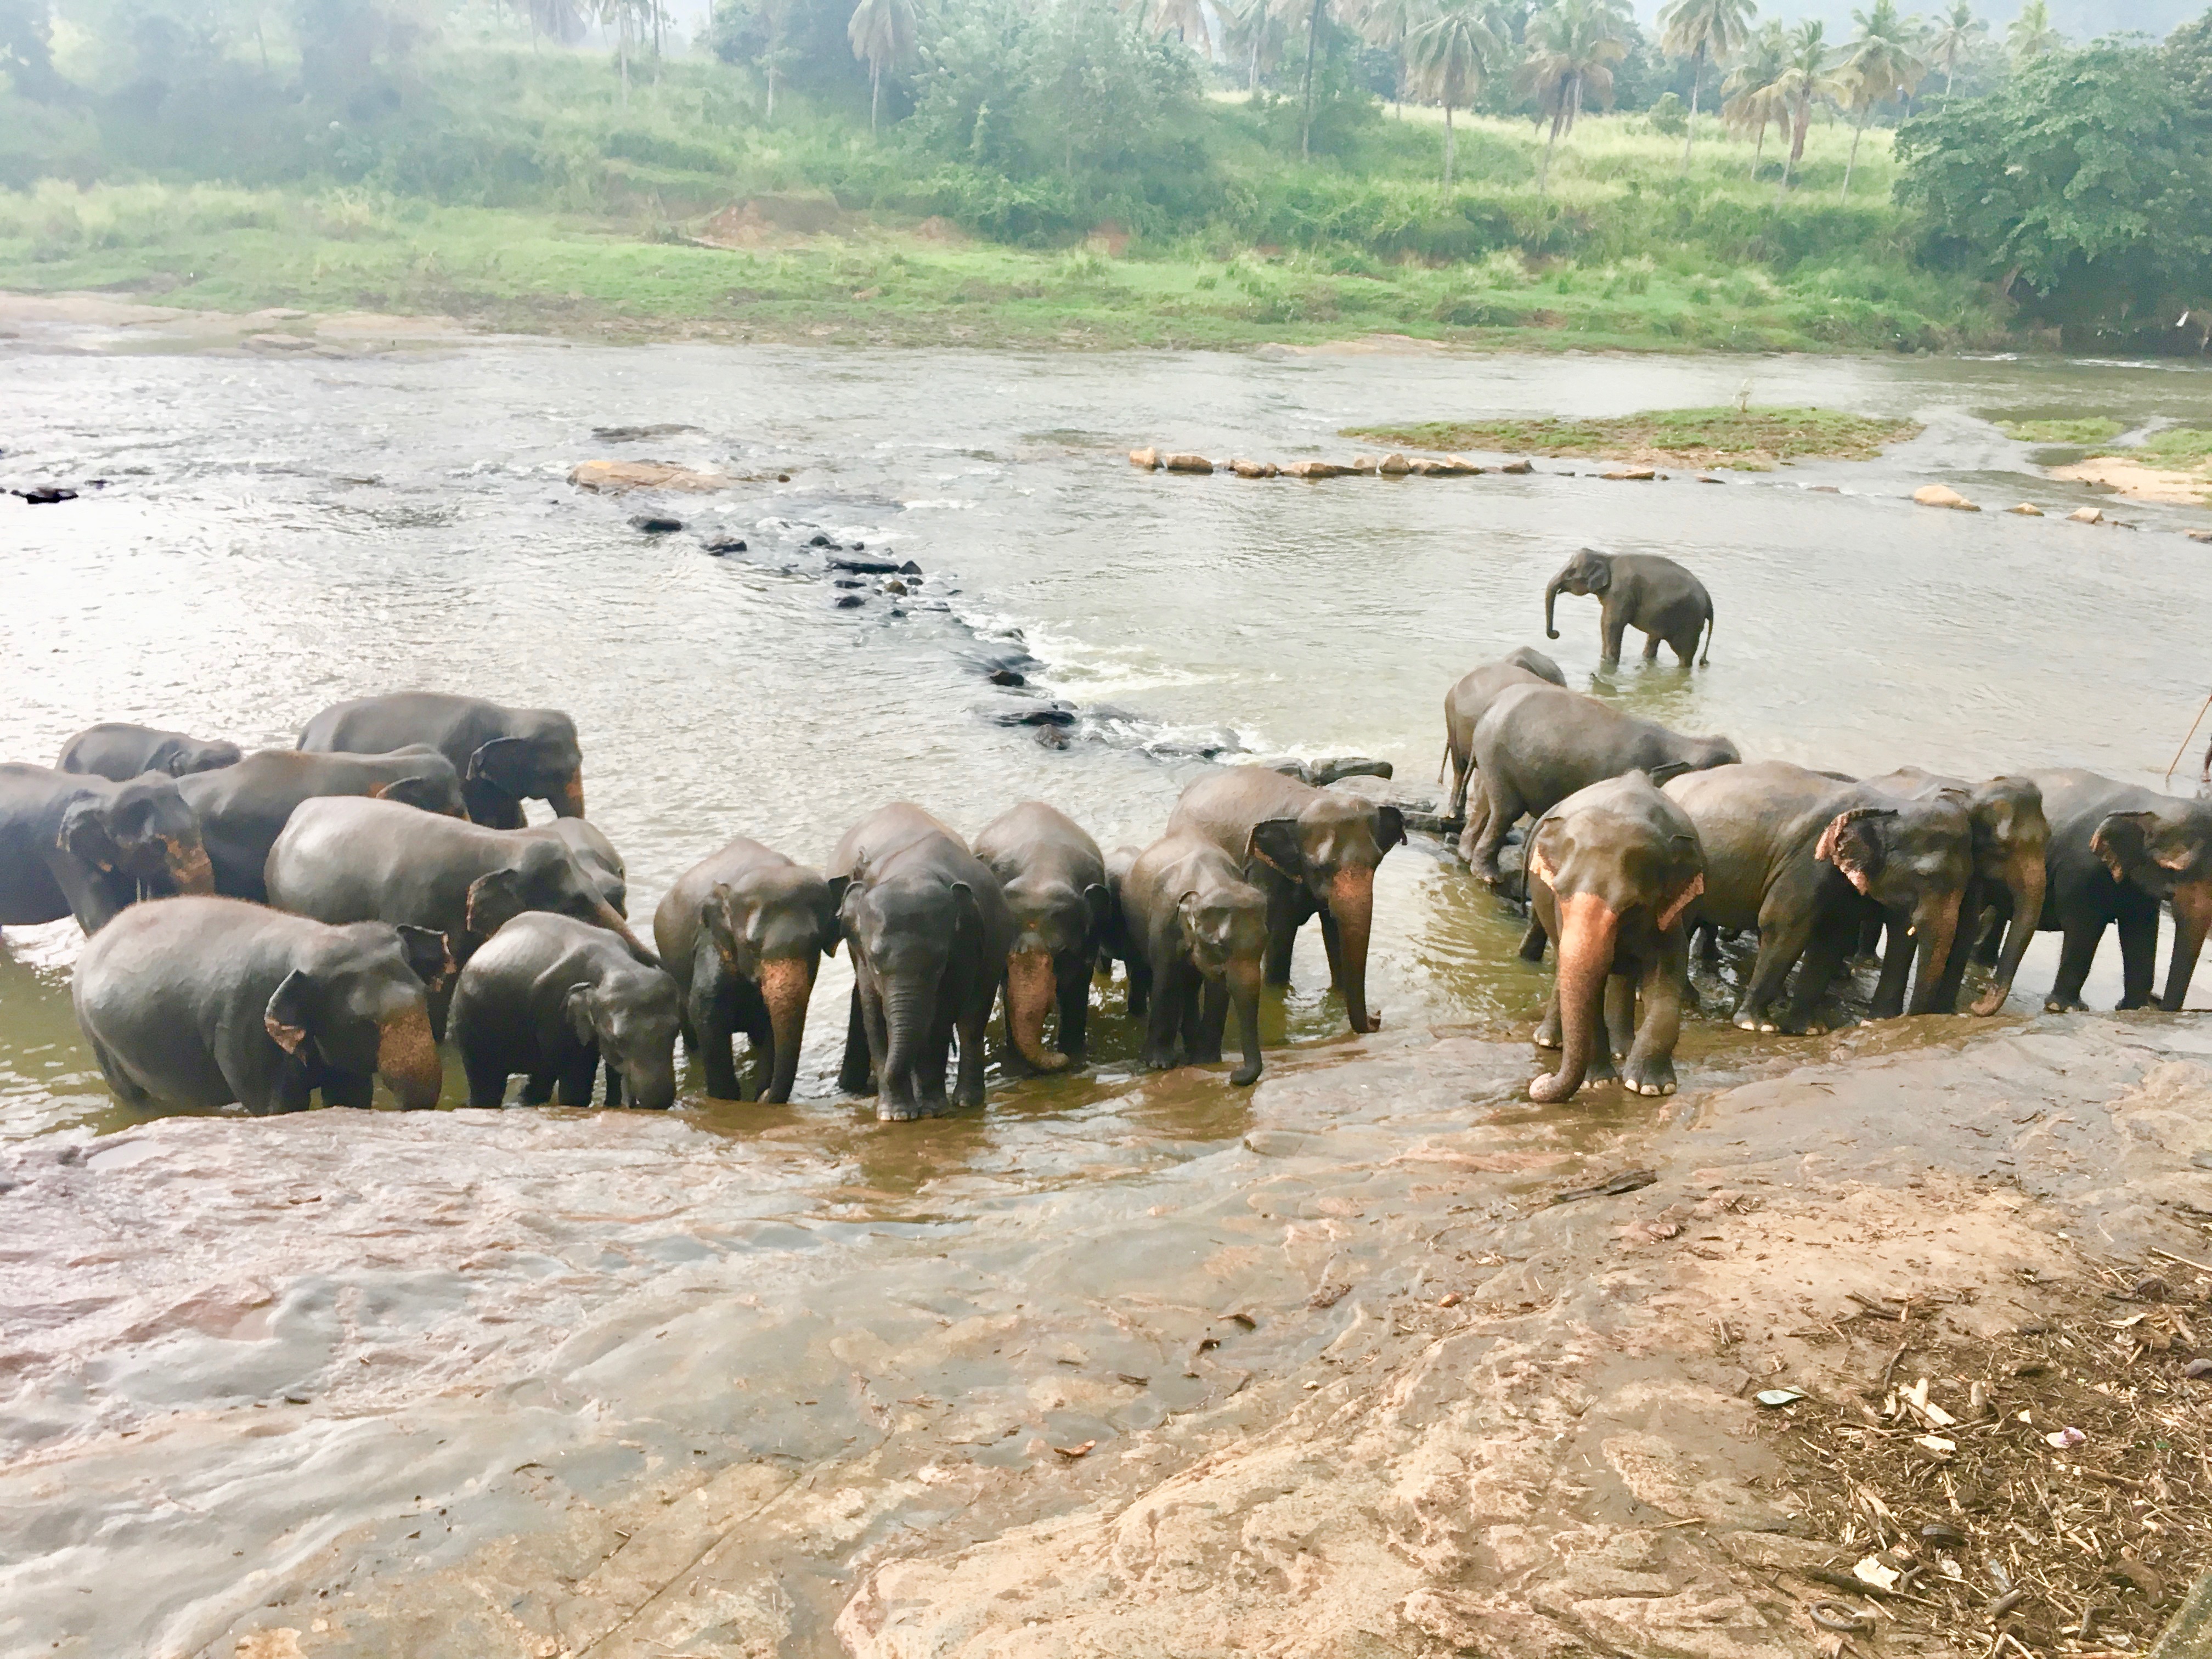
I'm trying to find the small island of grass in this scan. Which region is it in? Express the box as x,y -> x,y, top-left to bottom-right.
1997,417 -> 2126,444
1341,407 -> 1923,470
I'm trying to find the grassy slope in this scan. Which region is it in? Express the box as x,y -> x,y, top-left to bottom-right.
1344,407 -> 1925,467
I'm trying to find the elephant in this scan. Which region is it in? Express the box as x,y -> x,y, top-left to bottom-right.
174,746 -> 467,902
828,804 -> 1016,1121
1863,769 -> 2048,1017
1521,772 -> 1705,1103
263,795 -> 651,1034
1439,647 -> 1567,825
72,896 -> 447,1114
0,764 -> 215,934
1119,831 -> 1268,1086
297,692 -> 585,829
1098,844 -> 1147,1018
58,723 -> 244,782
1459,685 -> 1740,884
2023,770 -> 2212,1013
531,819 -> 627,915
450,912 -> 681,1109
1664,761 -> 1973,1032
1544,549 -> 1715,667
973,801 -> 1110,1072
652,837 -> 838,1103
1166,769 -> 1403,1034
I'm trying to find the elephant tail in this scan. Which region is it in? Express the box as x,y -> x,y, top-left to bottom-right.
1699,604 -> 1716,667
1437,738 -> 1451,787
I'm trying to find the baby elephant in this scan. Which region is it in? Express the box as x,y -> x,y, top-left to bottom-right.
1523,772 -> 1705,1103
73,896 -> 448,1114
1544,548 -> 1715,668
1120,831 -> 1269,1086
450,913 -> 681,1109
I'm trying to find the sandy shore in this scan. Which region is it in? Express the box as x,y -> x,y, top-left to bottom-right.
2049,455 -> 2211,506
0,291 -> 482,355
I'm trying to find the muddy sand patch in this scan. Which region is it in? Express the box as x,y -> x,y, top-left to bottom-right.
2050,456 -> 2211,507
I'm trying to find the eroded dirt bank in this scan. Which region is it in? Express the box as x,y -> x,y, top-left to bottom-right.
4,1014 -> 2210,1658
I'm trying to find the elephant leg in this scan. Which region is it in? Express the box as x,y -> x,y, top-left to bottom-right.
1621,932 -> 1688,1097
1262,882 -> 1300,985
1603,970 -> 1636,1063
1639,625 -> 1661,663
1456,788 -> 1492,866
521,1070 -> 556,1106
1600,600 -> 1628,666
693,968 -> 745,1102
2046,913 -> 2104,1012
1972,901 -> 2008,966
1125,952 -> 1151,1021
1533,988 -> 1563,1049
1054,950 -> 1091,1064
838,983 -> 875,1094
1737,902 -> 1817,1032
1142,956 -> 1189,1070
1192,979 -> 1229,1064
1467,778 -> 1525,884
603,1065 -> 624,1109
1693,919 -> 1719,967
322,1070 -> 373,1111
1783,921 -> 1854,1035
555,1047 -> 599,1107
1870,909 -> 1914,1019
1447,754 -> 1471,823
740,1006 -> 776,1102
1668,625 -> 1701,664
2116,907 -> 2157,1010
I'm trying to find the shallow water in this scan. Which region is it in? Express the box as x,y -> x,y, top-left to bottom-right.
5,336 -> 2212,1653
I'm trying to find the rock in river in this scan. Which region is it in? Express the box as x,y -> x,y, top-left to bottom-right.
569,460 -> 734,494
1912,483 -> 1980,511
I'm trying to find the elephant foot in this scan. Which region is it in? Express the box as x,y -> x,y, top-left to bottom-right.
1731,1009 -> 1770,1033
2115,996 -> 2151,1012
1527,1069 -> 1579,1104
2045,995 -> 2088,1014
1534,1010 -> 1562,1049
1230,1061 -> 1261,1087
1968,985 -> 2010,1017
1620,1056 -> 1677,1096
1138,1049 -> 1180,1073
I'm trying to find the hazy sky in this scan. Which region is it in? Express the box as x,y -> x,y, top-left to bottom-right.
1626,0 -> 2194,37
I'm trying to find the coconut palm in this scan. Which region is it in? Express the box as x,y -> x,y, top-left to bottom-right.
1769,18 -> 1837,195
848,0 -> 917,135
1522,0 -> 1629,195
1126,0 -> 1214,50
1221,0 -> 1290,92
1835,0 -> 1923,200
1926,0 -> 1982,92
1658,0 -> 1758,173
1720,20 -> 1788,177
2006,0 -> 2060,64
1353,0 -> 1436,112
1404,0 -> 1502,180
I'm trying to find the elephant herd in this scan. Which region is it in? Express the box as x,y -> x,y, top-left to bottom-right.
1,691 -> 1406,1122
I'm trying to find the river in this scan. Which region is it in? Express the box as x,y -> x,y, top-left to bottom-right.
2,332 -> 2210,1655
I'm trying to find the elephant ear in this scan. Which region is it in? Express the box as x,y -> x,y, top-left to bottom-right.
264,968 -> 316,1057
562,984 -> 599,1048
1248,818 -> 1304,880
1526,819 -> 1561,890
1082,882 -> 1113,948
1816,808 -> 1896,896
948,879 -> 982,942
1373,805 -> 1406,855
2091,812 -> 2158,883
1581,554 -> 1611,592
705,882 -> 747,972
814,883 -> 843,957
58,797 -> 118,871
1656,871 -> 1705,933
466,736 -> 534,793
394,924 -> 453,992
465,867 -> 527,936
1174,889 -> 1204,947
148,738 -> 190,778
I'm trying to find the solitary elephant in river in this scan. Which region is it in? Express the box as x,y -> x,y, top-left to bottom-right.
1439,647 -> 1567,825
1119,830 -> 1268,1086
176,746 -> 467,902
297,692 -> 585,828
2025,770 -> 2212,1013
451,913 -> 681,1109
58,723 -> 243,782
830,804 -> 1016,1121
1167,769 -> 1402,1034
1544,549 -> 1715,667
1523,771 -> 1705,1103
1665,761 -> 1973,1032
973,801 -> 1110,1071
1460,684 -> 1739,884
653,836 -> 838,1103
73,896 -> 447,1114
0,764 -> 215,935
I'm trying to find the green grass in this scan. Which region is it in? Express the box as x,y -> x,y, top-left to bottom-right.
2136,427 -> 2212,469
1997,417 -> 2126,444
1342,405 -> 1924,468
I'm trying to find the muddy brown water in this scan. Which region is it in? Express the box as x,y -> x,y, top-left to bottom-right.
3,332 -> 2212,1654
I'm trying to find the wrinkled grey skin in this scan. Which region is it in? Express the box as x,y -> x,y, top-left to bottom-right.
298,691 -> 585,829
829,804 -> 1017,1121
176,746 -> 467,902
653,836 -> 838,1103
973,801 -> 1110,1073
529,819 -> 628,916
451,912 -> 681,1109
1440,647 -> 1567,824
1168,769 -> 1403,1035
1666,761 -> 1973,1034
1460,684 -> 1739,883
264,795 -> 651,1035
2027,770 -> 2212,1014
1522,772 -> 1705,1104
73,896 -> 448,1114
1544,548 -> 1716,667
1097,844 -> 1147,1018
1119,830 -> 1268,1086
0,764 -> 216,934
59,723 -> 244,783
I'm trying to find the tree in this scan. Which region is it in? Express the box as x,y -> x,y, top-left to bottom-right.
2171,5 -> 2212,116
2006,0 -> 2060,67
1351,0 -> 1434,112
1657,0 -> 1756,173
1404,0 -> 1499,180
1522,0 -> 1627,194
1768,17 -> 1836,193
1926,0 -> 1982,93
1124,0 -> 1211,51
847,0 -> 916,133
1836,0 -> 1922,200
1720,19 -> 1787,177
1220,0 -> 1288,92
1294,0 -> 1344,157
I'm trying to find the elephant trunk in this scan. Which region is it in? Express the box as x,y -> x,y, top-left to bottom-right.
1530,892 -> 1617,1103
622,1050 -> 678,1111
376,1006 -> 444,1110
2160,876 -> 2212,1011
759,954 -> 815,1104
1228,956 -> 1263,1086
554,769 -> 586,819
591,898 -> 658,967
1328,866 -> 1380,1033
1004,949 -> 1070,1072
1904,888 -> 1964,1017
879,977 -> 937,1115
1972,851 -> 2047,1016
1543,574 -> 1565,640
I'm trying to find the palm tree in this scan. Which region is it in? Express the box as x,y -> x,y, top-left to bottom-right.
1127,0 -> 1214,50
1222,0 -> 1289,93
1405,0 -> 1502,181
1720,20 -> 1788,178
1769,18 -> 1836,195
848,0 -> 917,135
2006,0 -> 2060,65
1521,0 -> 1629,195
1352,0 -> 1436,112
1926,0 -> 1982,92
1836,0 -> 1923,200
1658,0 -> 1757,173
1295,0 -> 1348,157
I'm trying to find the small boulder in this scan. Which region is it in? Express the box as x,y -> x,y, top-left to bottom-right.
1128,447 -> 1160,469
1377,453 -> 1413,476
1350,454 -> 1381,473
570,460 -> 732,494
629,515 -> 685,534
701,537 -> 747,555
1229,458 -> 1278,478
1282,460 -> 1352,479
1500,459 -> 1534,475
832,593 -> 865,609
1420,455 -> 1484,476
1696,475 -> 1723,484
2068,505 -> 2104,524
1602,466 -> 1658,482
899,559 -> 923,575
2007,503 -> 2045,516
1163,452 -> 1214,474
1912,484 -> 1980,511
2188,528 -> 2212,543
